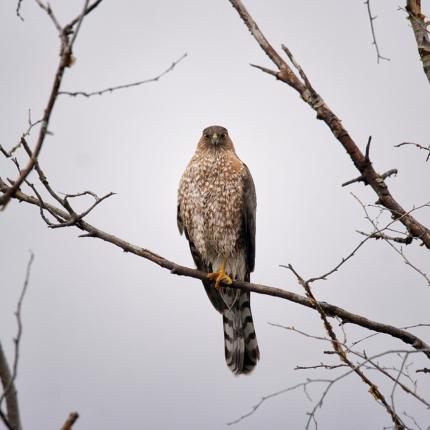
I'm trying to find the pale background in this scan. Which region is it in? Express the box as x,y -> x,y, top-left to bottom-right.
1,1 -> 430,429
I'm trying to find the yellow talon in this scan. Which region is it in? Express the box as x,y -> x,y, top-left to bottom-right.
207,259 -> 233,289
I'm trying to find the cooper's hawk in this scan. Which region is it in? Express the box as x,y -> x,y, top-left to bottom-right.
177,125 -> 260,375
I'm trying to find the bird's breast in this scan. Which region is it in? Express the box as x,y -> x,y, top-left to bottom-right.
179,152 -> 245,260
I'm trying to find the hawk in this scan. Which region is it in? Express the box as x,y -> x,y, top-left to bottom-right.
177,125 -> 260,375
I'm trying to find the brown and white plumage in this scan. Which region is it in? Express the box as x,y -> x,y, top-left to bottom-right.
177,125 -> 259,375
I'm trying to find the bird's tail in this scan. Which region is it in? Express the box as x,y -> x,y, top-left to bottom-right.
222,291 -> 259,375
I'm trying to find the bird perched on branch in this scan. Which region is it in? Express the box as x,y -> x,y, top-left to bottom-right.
177,125 -> 259,375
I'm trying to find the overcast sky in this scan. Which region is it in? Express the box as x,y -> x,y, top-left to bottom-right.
1,1 -> 430,429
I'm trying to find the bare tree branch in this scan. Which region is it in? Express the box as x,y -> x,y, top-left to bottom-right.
0,0 -> 105,211
356,230 -> 413,245
342,166 -> 398,187
227,379 -> 326,426
285,324 -> 430,409
60,412 -> 79,430
235,322 -> 430,428
390,353 -> 410,414
405,0 -> 430,84
229,348 -> 427,428
59,53 -> 188,98
395,142 -> 430,162
285,264 -> 405,429
227,0 -> 430,248
1,178 -> 429,363
294,199 -> 423,285
16,0 -> 24,21
0,251 -> 34,430
403,411 -> 427,430
364,0 -> 390,63
352,193 -> 430,285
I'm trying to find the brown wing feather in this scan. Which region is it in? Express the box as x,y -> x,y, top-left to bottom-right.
242,164 -> 256,279
177,204 -> 226,313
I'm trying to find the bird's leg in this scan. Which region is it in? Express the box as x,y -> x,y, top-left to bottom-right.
207,258 -> 233,289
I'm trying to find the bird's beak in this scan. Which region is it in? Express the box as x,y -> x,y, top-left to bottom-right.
211,133 -> 220,145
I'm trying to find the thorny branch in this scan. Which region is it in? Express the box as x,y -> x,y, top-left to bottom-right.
0,0 -> 104,211
59,53 -> 188,97
364,0 -> 390,63
0,252 -> 34,430
228,0 -> 430,248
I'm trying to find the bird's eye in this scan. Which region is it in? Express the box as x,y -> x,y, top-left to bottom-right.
204,133 -> 210,138
221,133 -> 226,138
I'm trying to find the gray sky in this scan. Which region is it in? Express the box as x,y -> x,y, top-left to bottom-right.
1,1 -> 430,429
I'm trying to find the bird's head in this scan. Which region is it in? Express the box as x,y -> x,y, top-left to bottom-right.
200,125 -> 231,149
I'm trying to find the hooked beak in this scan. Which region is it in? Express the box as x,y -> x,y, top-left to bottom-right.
211,133 -> 220,145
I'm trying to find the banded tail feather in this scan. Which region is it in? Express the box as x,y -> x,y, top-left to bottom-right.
223,291 -> 259,375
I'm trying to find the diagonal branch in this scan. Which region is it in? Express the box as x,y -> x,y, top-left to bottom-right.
60,412 -> 79,430
405,0 -> 430,84
1,178 -> 429,361
228,0 -> 430,248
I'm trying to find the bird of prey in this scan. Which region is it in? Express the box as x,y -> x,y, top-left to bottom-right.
177,125 -> 259,375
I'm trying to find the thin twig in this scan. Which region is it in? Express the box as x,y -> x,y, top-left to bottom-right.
229,346 -> 427,428
0,252 -> 34,406
285,264 -> 405,429
16,0 -> 24,21
59,53 -> 188,97
403,411 -> 425,430
227,379 -> 333,426
394,142 -> 430,162
364,0 -> 390,63
0,252 -> 34,430
302,235 -> 372,283
69,0 -> 90,48
390,353 -> 410,413
352,193 -> 430,285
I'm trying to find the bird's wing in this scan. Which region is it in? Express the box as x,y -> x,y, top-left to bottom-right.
241,164 -> 256,280
177,204 -> 184,235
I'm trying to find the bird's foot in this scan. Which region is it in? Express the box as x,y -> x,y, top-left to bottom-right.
207,265 -> 233,289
